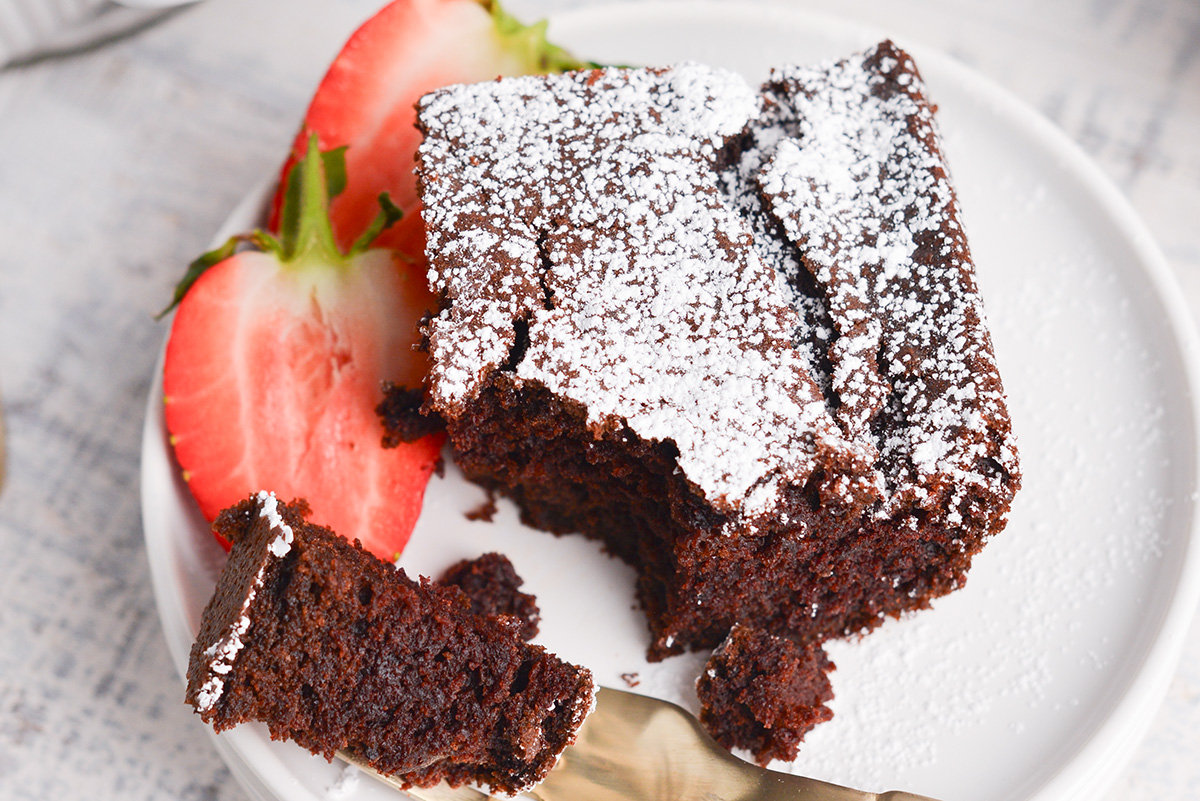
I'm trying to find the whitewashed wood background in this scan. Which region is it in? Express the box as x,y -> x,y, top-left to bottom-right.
0,0 -> 1196,798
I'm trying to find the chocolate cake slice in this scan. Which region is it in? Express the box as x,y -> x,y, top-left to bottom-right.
415,39 -> 1017,681
185,492 -> 594,795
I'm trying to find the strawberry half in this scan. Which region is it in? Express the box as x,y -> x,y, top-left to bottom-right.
267,0 -> 593,255
163,137 -> 442,560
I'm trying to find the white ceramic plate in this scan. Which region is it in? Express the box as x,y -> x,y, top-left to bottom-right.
141,3 -> 1200,801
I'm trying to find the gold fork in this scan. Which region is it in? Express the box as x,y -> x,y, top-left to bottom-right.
345,687 -> 941,801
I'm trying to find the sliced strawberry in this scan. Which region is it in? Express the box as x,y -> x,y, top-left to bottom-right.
267,0 -> 592,254
164,138 -> 442,560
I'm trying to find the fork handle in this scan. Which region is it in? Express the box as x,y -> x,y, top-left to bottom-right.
732,768 -> 943,801
350,746 -> 943,801
530,745 -> 944,801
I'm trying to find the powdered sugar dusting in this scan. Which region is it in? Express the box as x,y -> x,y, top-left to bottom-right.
418,45 -> 1016,520
195,490 -> 291,712
419,64 -> 874,513
754,44 -> 1017,515
257,488 -> 294,557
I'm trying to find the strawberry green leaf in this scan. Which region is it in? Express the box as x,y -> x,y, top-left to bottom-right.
323,146 -> 349,201
349,193 -> 404,256
157,234 -> 245,319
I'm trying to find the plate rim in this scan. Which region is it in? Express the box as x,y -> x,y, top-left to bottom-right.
140,4 -> 1200,801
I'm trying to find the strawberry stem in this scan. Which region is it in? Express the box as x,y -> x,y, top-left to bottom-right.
271,134 -> 344,267
159,136 -> 404,318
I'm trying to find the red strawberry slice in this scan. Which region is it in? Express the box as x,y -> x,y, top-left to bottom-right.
163,139 -> 442,560
267,0 -> 592,254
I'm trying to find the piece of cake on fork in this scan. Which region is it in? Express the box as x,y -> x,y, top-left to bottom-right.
185,491 -> 595,795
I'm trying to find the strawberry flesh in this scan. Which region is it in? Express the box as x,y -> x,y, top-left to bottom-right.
164,140 -> 442,559
166,2 -> 590,560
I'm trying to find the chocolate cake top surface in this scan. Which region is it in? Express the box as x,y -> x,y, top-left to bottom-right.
753,44 -> 1018,516
417,44 -> 1017,520
418,63 -> 872,516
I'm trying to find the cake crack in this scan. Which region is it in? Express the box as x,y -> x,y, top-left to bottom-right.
500,317 -> 531,374
534,230 -> 557,311
748,42 -> 1016,513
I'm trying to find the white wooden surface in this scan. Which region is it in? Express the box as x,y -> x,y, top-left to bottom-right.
0,0 -> 1197,798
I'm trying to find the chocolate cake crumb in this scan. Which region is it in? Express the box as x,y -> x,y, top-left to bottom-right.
464,491 -> 499,523
377,381 -> 445,447
696,624 -> 834,765
439,552 -> 540,640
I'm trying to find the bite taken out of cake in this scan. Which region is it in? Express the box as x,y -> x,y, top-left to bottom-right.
185,491 -> 594,796
412,41 -> 1020,751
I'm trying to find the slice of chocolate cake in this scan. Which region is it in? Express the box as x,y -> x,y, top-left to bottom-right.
414,40 -> 1019,742
185,491 -> 594,795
